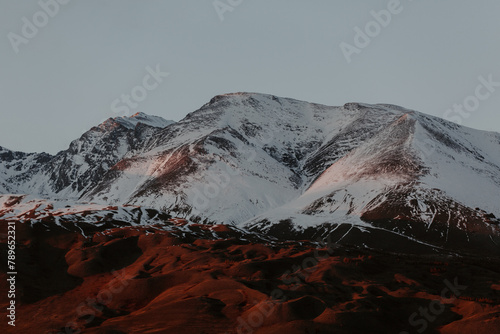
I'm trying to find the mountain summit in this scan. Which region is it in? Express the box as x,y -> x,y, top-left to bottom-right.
1,93 -> 499,255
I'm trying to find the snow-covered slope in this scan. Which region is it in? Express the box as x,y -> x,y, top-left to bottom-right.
1,93 -> 499,254
245,105 -> 500,254
1,112 -> 175,198
0,194 -> 274,244
81,96 -> 414,225
0,146 -> 52,193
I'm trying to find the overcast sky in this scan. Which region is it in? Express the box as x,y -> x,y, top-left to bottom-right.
1,0 -> 500,154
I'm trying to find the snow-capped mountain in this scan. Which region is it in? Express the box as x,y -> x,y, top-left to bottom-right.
0,112 -> 175,198
245,104 -> 500,255
1,93 -> 499,254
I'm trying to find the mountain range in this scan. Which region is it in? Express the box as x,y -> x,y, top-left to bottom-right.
1,93 -> 499,255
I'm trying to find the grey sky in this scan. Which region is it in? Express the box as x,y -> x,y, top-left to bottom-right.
1,0 -> 499,154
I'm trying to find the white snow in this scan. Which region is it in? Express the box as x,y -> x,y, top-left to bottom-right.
1,94 -> 499,241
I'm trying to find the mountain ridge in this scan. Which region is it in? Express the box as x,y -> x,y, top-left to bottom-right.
1,92 -> 499,255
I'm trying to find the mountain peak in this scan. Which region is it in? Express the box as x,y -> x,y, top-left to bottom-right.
116,112 -> 175,129
99,112 -> 175,131
204,92 -> 297,107
130,111 -> 149,118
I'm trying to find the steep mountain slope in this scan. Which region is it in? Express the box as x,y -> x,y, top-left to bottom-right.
81,95 -> 414,226
246,107 -> 500,254
81,94 -> 347,222
1,112 -> 175,199
1,93 -> 499,254
0,146 -> 51,193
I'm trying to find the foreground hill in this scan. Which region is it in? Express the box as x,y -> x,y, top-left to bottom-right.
1,204 -> 499,333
